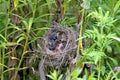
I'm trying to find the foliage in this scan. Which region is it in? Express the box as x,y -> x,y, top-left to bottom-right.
47,70 -> 63,80
0,0 -> 120,80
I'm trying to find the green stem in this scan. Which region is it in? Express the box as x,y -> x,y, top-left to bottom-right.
33,0 -> 37,18
1,48 -> 5,80
14,36 -> 28,80
76,8 -> 85,66
5,0 -> 10,38
1,0 -> 10,80
98,61 -> 101,80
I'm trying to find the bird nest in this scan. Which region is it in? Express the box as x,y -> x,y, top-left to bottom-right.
40,22 -> 77,68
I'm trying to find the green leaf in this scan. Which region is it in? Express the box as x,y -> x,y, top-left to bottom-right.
72,68 -> 82,79
47,70 -> 58,80
19,67 -> 29,71
3,67 -> 16,73
22,20 -> 28,28
76,78 -> 83,80
0,63 -> 8,68
66,69 -> 71,80
0,34 -> 7,42
108,57 -> 118,66
114,0 -> 120,13
0,41 -> 8,48
14,0 -> 19,9
98,7 -> 103,18
106,46 -> 112,53
28,18 -> 33,33
51,70 -> 57,79
105,71 -> 112,80
88,72 -> 96,80
47,75 -> 54,80
87,51 -> 106,65
6,42 -> 18,46
101,66 -> 106,75
16,34 -> 25,43
58,74 -> 63,80
33,13 -> 53,22
111,36 -> 120,42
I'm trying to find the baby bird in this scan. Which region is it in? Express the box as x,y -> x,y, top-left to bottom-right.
57,36 -> 62,43
48,31 -> 67,51
49,32 -> 57,40
61,33 -> 67,42
49,45 -> 56,51
48,39 -> 54,45
48,39 -> 56,51
57,43 -> 64,51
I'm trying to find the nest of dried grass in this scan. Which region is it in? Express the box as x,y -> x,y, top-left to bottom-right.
40,22 -> 77,69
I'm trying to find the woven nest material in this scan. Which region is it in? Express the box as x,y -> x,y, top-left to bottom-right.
40,22 -> 78,68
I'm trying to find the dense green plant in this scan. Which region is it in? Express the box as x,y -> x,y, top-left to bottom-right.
1,0 -> 120,80
77,2 -> 120,80
47,70 -> 63,80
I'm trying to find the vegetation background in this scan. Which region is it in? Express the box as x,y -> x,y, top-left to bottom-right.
0,0 -> 120,80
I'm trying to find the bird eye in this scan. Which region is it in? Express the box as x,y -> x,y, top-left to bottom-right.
57,36 -> 62,42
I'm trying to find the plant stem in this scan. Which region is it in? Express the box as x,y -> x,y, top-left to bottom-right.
14,36 -> 28,80
76,8 -> 85,67
1,0 -> 10,80
33,0 -> 37,18
5,0 -> 10,38
1,48 -> 5,80
98,61 -> 101,80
